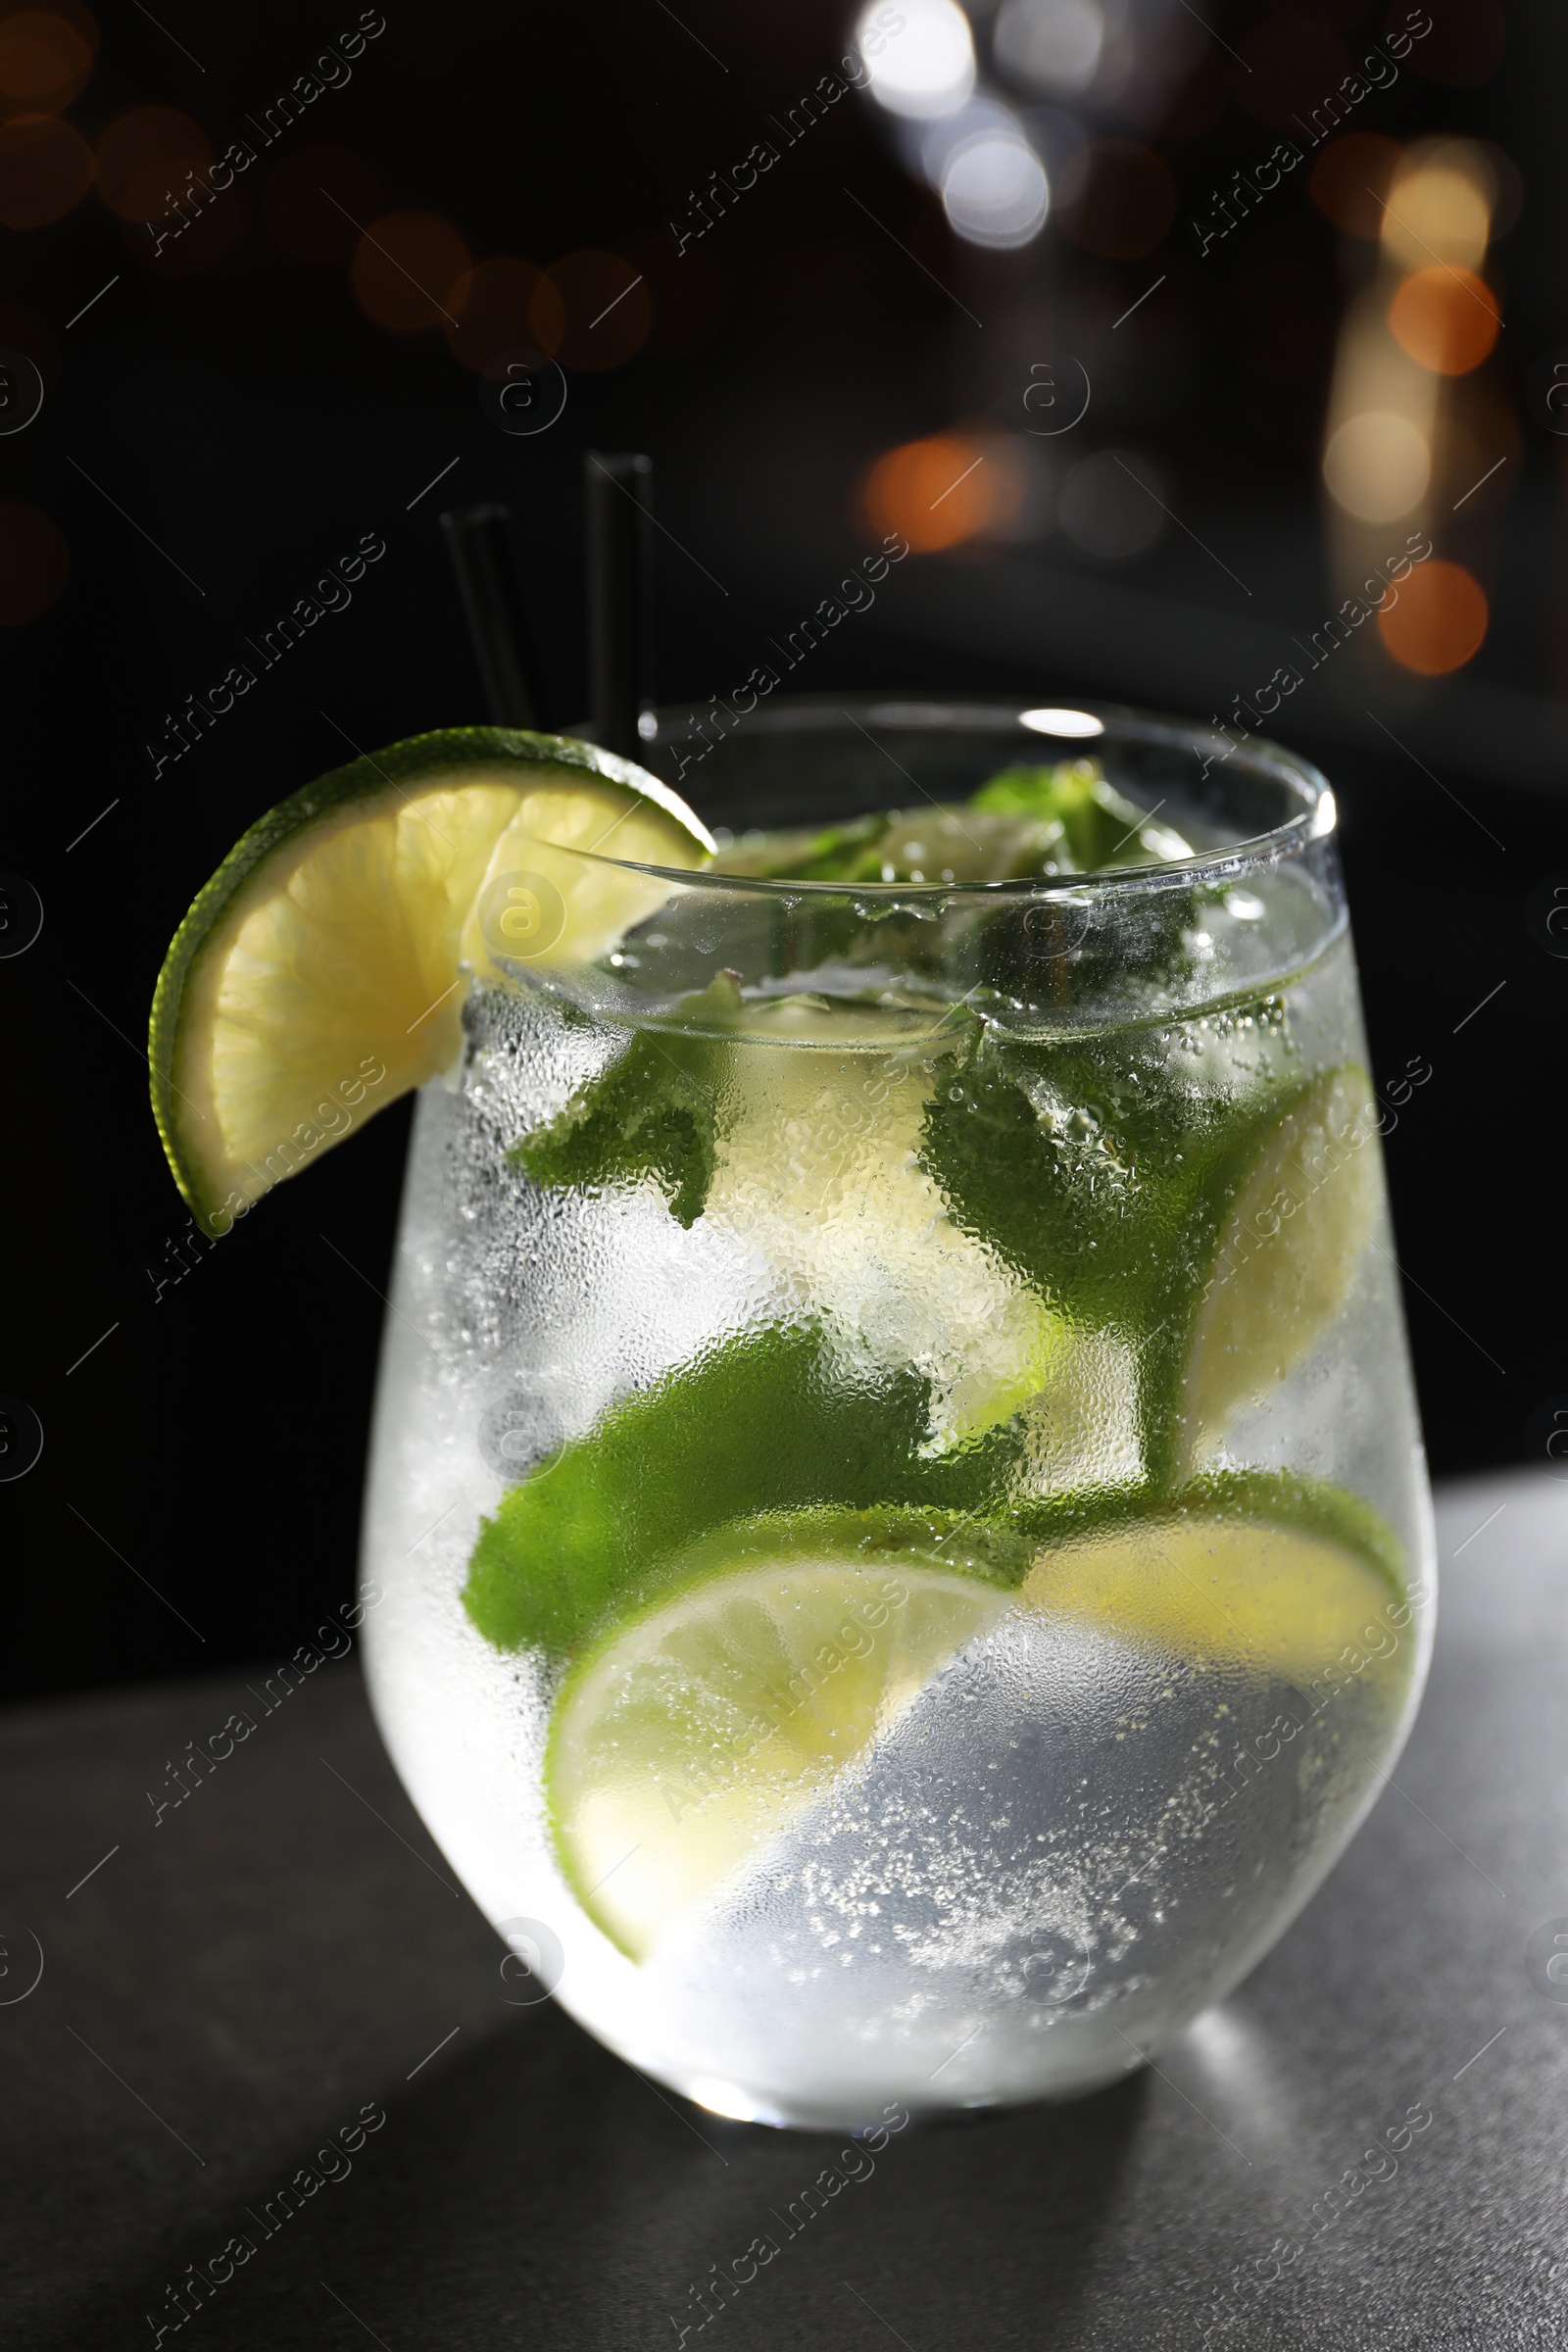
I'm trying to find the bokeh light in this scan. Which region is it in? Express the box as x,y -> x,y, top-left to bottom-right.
262,145 -> 383,264
1380,147 -> 1492,272
444,258 -> 558,370
0,109 -> 90,225
0,11 -> 92,117
855,0 -> 975,120
1309,133 -> 1403,239
351,211 -> 471,332
95,106 -> 210,223
3,0 -> 98,59
1322,411 -> 1431,522
539,250 -> 649,370
992,0 -> 1103,97
1055,139 -> 1173,260
941,128 -> 1049,249
1378,559 -> 1488,674
860,432 -> 999,553
1389,267 -> 1499,376
1058,449 -> 1164,560
0,503 -> 69,625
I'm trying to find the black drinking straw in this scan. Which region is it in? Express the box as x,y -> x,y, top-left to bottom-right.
440,504 -> 545,729
585,451 -> 653,758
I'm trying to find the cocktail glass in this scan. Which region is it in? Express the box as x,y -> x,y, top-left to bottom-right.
361,695 -> 1434,2130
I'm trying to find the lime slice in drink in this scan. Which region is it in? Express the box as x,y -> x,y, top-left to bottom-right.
1023,1482 -> 1401,1684
1179,1065 -> 1380,1454
149,728 -> 713,1235
547,1510 -> 1017,1959
700,1005 -> 1070,1445
545,1479 -> 1402,1958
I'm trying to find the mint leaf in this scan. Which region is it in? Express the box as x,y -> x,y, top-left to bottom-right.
507,976 -> 746,1229
972,758 -> 1193,870
917,1006 -> 1307,1476
510,1029 -> 718,1227
786,813 -> 896,882
463,1320 -> 1025,1655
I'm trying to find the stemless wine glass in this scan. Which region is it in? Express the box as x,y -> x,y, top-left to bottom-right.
361,695 -> 1435,2131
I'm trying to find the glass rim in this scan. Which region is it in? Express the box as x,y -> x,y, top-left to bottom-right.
568,692 -> 1337,905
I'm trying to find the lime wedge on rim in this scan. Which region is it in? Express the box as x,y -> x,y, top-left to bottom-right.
149,727 -> 713,1235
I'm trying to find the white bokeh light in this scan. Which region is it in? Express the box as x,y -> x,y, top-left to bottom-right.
994,0 -> 1105,95
1322,412 -> 1432,522
855,0 -> 976,121
941,130 -> 1050,248
919,97 -> 1023,188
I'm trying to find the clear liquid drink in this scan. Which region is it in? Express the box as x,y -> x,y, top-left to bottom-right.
361,700 -> 1433,2129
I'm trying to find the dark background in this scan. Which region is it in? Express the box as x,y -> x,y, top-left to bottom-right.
1,0 -> 1561,1701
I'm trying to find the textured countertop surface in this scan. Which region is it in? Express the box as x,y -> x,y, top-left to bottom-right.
3,1468 -> 1565,2349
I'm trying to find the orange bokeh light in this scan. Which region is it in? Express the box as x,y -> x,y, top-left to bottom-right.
860,434 -> 996,555
351,210 -> 471,332
0,11 -> 92,116
95,106 -> 210,222
1388,266 -> 1499,375
1378,559 -> 1489,675
444,257 -> 560,370
0,503 -> 69,626
0,109 -> 90,225
539,250 -> 650,370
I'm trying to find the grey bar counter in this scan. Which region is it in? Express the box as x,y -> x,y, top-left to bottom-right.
3,1471 -> 1565,2348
